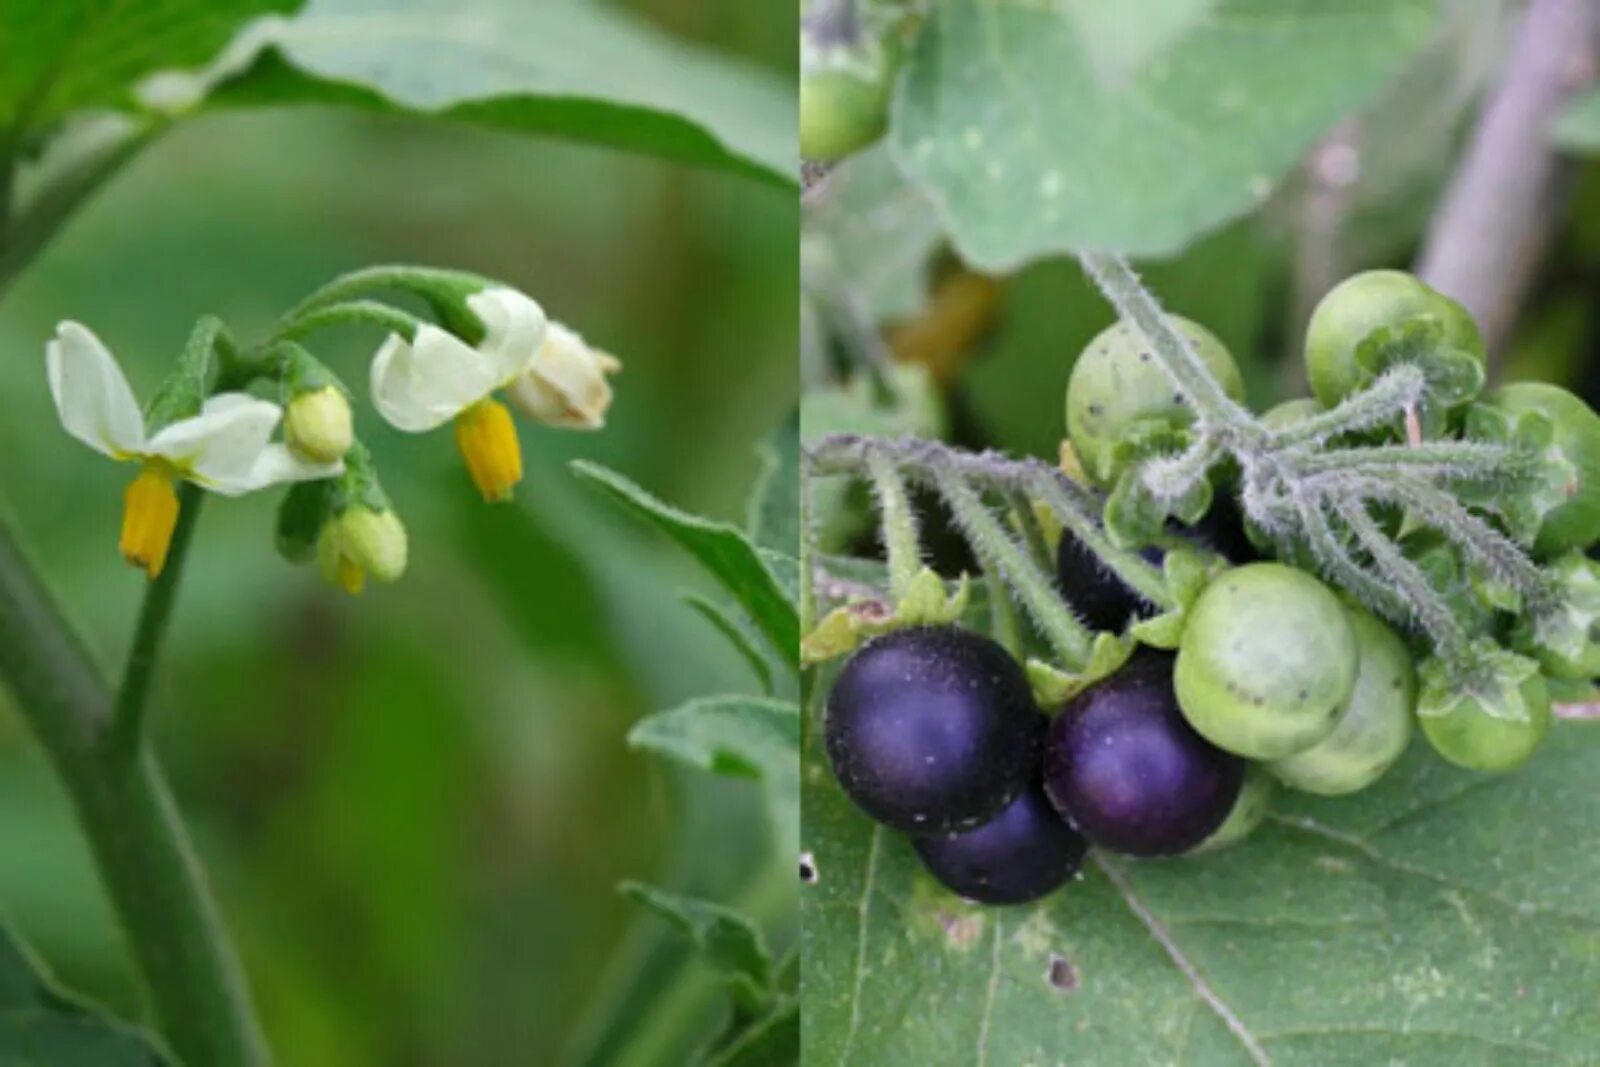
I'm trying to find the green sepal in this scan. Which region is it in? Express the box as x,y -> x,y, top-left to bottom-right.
1460,402 -> 1569,545
799,566 -> 968,664
272,340 -> 347,399
327,441 -> 393,516
1103,418 -> 1191,490
1026,632 -> 1134,708
275,479 -> 336,563
1353,316 -> 1485,410
1514,552 -> 1600,679
1104,472 -> 1166,549
1418,642 -> 1543,724
1129,547 -> 1216,649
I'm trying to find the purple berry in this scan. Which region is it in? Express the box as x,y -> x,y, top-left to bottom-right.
826,626 -> 1039,834
912,780 -> 1087,905
1044,650 -> 1242,856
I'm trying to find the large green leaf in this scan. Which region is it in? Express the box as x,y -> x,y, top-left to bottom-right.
890,0 -> 1437,267
0,0 -> 298,130
574,461 -> 799,661
0,924 -> 172,1064
802,722 -> 1600,1063
209,0 -> 795,185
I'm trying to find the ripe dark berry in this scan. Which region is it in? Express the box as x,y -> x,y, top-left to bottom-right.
1044,650 -> 1243,857
912,779 -> 1088,905
1056,500 -> 1254,633
826,626 -> 1039,834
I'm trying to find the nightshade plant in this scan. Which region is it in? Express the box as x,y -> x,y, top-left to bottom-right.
0,3 -> 798,1065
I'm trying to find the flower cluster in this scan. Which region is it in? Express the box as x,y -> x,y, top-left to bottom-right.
48,270 -> 620,591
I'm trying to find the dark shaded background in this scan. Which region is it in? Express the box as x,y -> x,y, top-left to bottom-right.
0,5 -> 794,1065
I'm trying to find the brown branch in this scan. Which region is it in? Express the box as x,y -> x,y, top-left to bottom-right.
1416,0 -> 1600,362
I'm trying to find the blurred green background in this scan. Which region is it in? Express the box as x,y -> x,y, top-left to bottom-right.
0,4 -> 794,1065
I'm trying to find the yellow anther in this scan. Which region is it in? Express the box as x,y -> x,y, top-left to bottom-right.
453,397 -> 523,502
120,464 -> 179,579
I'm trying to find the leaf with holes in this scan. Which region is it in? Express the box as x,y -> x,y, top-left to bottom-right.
890,0 -> 1437,266
0,923 -> 173,1064
802,712 -> 1600,1063
204,0 -> 794,185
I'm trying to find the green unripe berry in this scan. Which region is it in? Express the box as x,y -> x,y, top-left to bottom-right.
799,32 -> 901,162
1269,609 -> 1415,795
1175,563 -> 1358,760
1490,382 -> 1600,557
1189,766 -> 1272,854
1065,315 -> 1244,487
1304,270 -> 1483,408
1418,651 -> 1551,772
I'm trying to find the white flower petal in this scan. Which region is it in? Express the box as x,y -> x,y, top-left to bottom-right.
145,393 -> 282,487
467,287 -> 548,384
370,326 -> 498,433
504,322 -> 618,430
46,321 -> 146,456
211,444 -> 342,497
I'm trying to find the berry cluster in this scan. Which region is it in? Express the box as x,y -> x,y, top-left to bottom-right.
814,267 -> 1600,907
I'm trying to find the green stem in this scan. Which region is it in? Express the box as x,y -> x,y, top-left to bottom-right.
1077,252 -> 1256,435
1338,498 -> 1467,665
272,299 -> 425,347
1025,471 -> 1171,609
865,451 -> 921,600
932,469 -> 1091,668
1291,440 -> 1512,480
111,484 -> 203,753
281,264 -> 490,322
1265,365 -> 1425,447
0,516 -> 269,1066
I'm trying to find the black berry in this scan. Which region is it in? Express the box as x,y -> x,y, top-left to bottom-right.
912,779 -> 1087,905
825,626 -> 1039,834
1044,650 -> 1242,856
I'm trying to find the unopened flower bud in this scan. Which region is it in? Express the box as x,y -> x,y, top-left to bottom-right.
317,506 -> 407,595
285,386 -> 353,464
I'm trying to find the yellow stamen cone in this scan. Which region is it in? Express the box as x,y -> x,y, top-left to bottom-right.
453,398 -> 523,502
120,465 -> 179,579
336,556 -> 366,596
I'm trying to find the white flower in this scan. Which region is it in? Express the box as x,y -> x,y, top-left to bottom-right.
504,321 -> 621,430
368,286 -> 550,501
47,321 -> 341,576
369,287 -> 547,433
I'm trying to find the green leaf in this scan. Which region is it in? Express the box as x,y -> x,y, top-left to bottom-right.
705,997 -> 798,1067
890,0 -> 1436,267
620,882 -> 773,1012
574,461 -> 799,663
802,144 -> 945,322
1554,88 -> 1600,154
0,0 -> 298,131
0,923 -> 172,1064
802,724 -> 1600,1063
683,594 -> 775,696
207,0 -> 795,185
629,695 -> 799,847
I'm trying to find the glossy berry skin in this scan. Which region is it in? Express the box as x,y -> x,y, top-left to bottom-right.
912,780 -> 1087,905
826,626 -> 1039,834
1175,563 -> 1358,760
1304,270 -> 1483,408
1044,651 -> 1243,857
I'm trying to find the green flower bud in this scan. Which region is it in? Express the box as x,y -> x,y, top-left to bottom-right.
285,385 -> 354,464
316,506 -> 407,595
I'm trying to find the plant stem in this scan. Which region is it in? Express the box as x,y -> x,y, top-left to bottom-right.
272,299 -> 425,347
865,451 -> 921,599
1077,253 -> 1256,436
1265,365 -> 1424,447
111,484 -> 203,753
932,468 -> 1091,667
1338,499 -> 1467,666
1416,0 -> 1600,359
0,516 -> 269,1066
